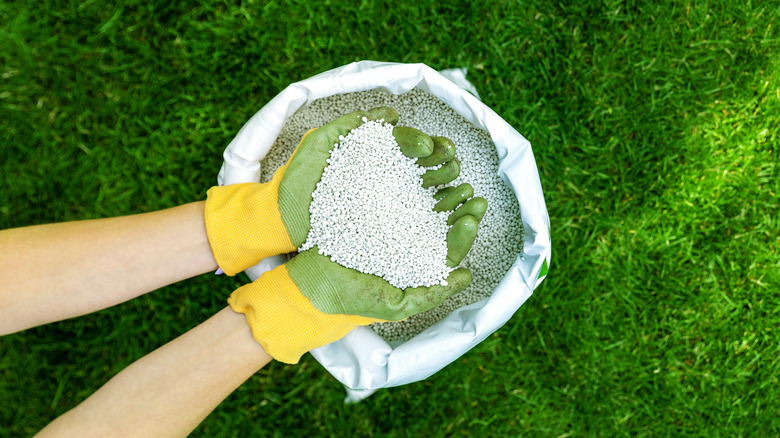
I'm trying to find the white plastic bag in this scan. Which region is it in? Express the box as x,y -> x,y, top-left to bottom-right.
217,61 -> 551,402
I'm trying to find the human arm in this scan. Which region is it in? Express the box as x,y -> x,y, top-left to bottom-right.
12,106 -> 481,433
35,306 -> 271,438
0,202 -> 218,335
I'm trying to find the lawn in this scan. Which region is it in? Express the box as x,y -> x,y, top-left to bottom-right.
1,0 -> 779,436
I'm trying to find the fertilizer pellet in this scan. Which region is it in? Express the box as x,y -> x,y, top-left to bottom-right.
261,88 -> 524,342
300,119 -> 453,289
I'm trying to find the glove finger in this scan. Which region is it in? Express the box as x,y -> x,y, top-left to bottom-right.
433,186 -> 456,201
393,126 -> 434,158
416,136 -> 456,167
447,196 -> 487,225
366,106 -> 399,125
446,215 -> 479,267
390,268 -> 473,320
422,157 -> 460,188
434,183 -> 474,212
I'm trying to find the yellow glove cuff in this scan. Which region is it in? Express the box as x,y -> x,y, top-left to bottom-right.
204,129 -> 318,276
204,164 -> 296,276
227,264 -> 378,364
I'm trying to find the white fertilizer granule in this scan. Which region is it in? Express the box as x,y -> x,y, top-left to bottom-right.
261,88 -> 524,342
299,119 -> 453,289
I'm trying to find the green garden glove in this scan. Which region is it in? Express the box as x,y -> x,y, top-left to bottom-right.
228,243 -> 475,363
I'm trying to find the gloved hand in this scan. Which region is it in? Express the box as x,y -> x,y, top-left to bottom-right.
228,248 -> 473,364
204,106 -> 468,275
224,112 -> 488,364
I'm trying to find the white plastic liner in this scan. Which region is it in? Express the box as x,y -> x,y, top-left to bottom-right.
217,61 -> 551,402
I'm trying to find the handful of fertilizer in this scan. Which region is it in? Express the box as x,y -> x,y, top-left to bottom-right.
299,114 -> 485,290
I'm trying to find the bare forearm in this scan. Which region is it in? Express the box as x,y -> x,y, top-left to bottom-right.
36,307 -> 271,438
0,202 -> 218,334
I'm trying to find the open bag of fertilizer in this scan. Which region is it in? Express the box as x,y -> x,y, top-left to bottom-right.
217,61 -> 551,402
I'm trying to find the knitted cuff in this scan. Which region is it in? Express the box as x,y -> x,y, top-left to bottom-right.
204,167 -> 296,275
227,264 -> 377,364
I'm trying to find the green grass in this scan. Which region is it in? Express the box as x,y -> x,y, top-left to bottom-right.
2,0 -> 779,436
